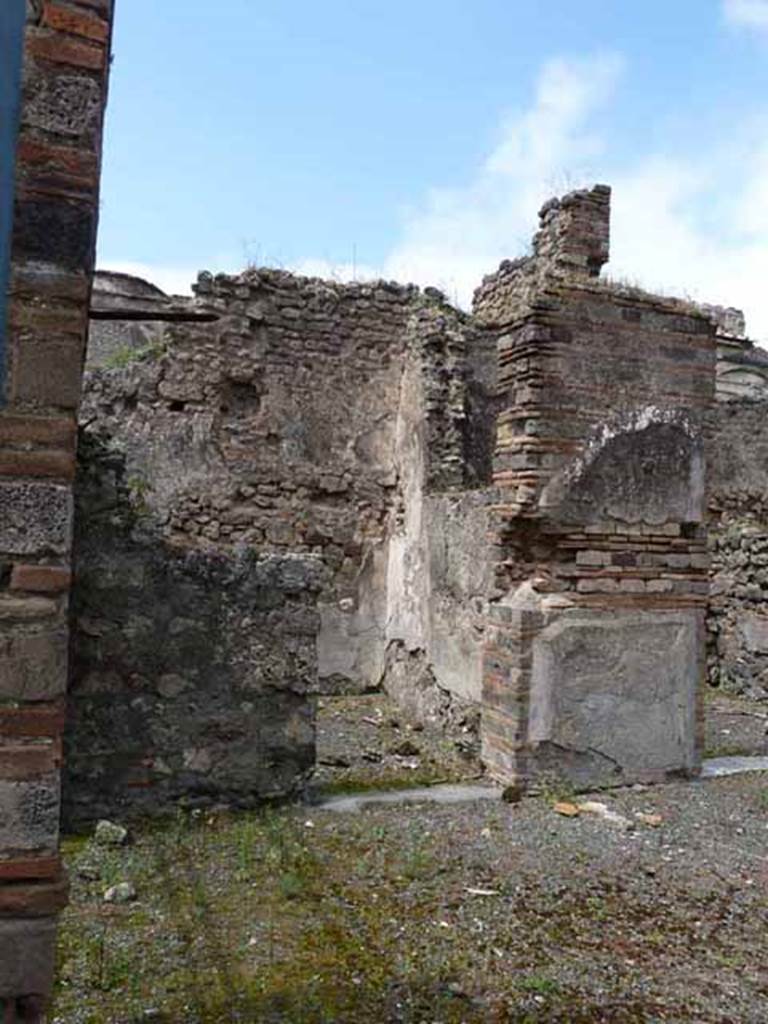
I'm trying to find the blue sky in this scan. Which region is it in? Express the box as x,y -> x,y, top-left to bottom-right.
98,0 -> 768,336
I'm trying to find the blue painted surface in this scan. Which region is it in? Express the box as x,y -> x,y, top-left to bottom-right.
0,0 -> 26,402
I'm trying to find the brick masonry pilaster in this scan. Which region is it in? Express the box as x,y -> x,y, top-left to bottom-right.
475,188 -> 715,791
0,1 -> 114,1019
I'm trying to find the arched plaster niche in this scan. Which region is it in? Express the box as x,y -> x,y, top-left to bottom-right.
540,407 -> 705,528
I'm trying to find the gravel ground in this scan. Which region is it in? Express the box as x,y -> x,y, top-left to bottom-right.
52,692 -> 768,1024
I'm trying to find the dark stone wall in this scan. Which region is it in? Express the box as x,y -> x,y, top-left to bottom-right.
707,398 -> 768,698
65,433 -> 324,824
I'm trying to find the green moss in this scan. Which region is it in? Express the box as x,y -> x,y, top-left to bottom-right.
53,800 -> 768,1023
103,334 -> 169,371
315,767 -> 459,797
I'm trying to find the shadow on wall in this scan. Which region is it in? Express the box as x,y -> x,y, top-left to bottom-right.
64,432 -> 325,825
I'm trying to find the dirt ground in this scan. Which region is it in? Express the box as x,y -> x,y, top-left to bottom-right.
52,692 -> 768,1024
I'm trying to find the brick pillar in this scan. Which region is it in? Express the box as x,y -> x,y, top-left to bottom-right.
474,186 -> 715,792
0,3 -> 114,1019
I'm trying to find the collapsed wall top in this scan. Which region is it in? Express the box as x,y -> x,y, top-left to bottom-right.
473,184 -> 611,326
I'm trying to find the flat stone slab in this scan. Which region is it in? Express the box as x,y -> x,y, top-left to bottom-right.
319,783 -> 502,813
701,756 -> 768,778
318,756 -> 768,814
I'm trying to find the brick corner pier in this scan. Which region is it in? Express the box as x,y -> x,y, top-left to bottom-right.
0,3 -> 114,1019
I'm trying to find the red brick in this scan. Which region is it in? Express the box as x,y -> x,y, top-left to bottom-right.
42,3 -> 110,42
15,139 -> 99,199
0,415 -> 76,448
0,743 -> 59,781
27,28 -> 106,71
16,138 -> 97,178
0,702 -> 66,738
71,0 -> 112,12
10,566 -> 72,594
0,875 -> 69,917
10,262 -> 90,306
0,450 -> 75,481
8,300 -> 87,339
0,856 -> 61,882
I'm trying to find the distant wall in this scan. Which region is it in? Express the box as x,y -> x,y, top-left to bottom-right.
86,270 -> 170,369
707,398 -> 768,698
71,270 -> 496,813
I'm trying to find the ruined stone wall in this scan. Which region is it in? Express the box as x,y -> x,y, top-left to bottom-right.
380,305 -> 497,728
0,2 -> 114,1017
86,269 -> 171,369
707,398 -> 768,698
72,270 -> 495,811
473,187 -> 716,790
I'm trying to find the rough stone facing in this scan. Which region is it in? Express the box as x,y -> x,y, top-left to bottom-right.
65,431 -> 325,822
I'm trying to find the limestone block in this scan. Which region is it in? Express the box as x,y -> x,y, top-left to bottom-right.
0,918 -> 57,998
12,197 -> 96,273
0,481 -> 72,556
22,69 -> 103,138
0,630 -> 68,701
0,776 -> 60,852
527,609 -> 701,787
742,613 -> 768,654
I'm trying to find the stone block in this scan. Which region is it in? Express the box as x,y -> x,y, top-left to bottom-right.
0,481 -> 72,555
12,197 -> 96,273
12,337 -> 86,407
0,776 -> 60,852
0,630 -> 69,701
0,597 -> 58,621
21,68 -> 103,138
526,610 -> 701,787
742,613 -> 768,654
576,550 -> 607,566
0,918 -> 57,998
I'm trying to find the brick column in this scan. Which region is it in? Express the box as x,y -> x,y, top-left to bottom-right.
0,3 -> 114,1019
474,187 -> 715,791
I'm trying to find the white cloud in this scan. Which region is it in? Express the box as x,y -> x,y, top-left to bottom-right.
723,0 -> 768,31
607,142 -> 768,339
108,48 -> 768,344
382,54 -> 623,306
298,49 -> 768,341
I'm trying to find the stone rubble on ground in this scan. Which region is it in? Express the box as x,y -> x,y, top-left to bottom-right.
93,820 -> 129,847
